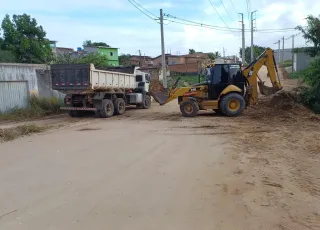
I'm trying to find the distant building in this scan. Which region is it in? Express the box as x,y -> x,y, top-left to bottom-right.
83,46 -> 119,66
129,55 -> 153,67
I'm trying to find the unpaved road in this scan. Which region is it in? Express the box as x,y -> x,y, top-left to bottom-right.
1,84 -> 320,229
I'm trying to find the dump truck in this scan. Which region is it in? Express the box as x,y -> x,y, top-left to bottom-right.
51,64 -> 151,118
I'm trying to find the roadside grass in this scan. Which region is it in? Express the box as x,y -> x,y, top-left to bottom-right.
0,96 -> 64,121
288,70 -> 306,79
0,124 -> 49,142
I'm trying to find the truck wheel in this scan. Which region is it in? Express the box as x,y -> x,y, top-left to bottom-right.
180,100 -> 199,117
114,98 -> 126,115
100,99 -> 114,118
219,93 -> 245,117
143,95 -> 151,109
68,110 -> 83,117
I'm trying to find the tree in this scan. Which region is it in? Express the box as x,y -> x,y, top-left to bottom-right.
77,53 -> 109,67
189,49 -> 195,54
1,14 -> 52,63
207,51 -> 222,61
296,15 -> 320,57
54,52 -> 109,67
83,40 -> 110,47
119,54 -> 131,66
214,51 -> 221,58
0,49 -> 16,62
239,45 -> 266,63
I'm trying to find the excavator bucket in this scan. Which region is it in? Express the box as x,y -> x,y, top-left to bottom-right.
149,79 -> 169,105
258,81 -> 281,96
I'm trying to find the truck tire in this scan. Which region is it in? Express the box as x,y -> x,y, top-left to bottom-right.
68,110 -> 83,117
180,100 -> 199,117
142,95 -> 151,109
219,93 -> 245,117
100,99 -> 114,118
114,98 -> 126,115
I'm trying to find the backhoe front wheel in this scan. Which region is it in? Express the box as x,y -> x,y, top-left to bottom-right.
180,100 -> 199,117
219,93 -> 245,117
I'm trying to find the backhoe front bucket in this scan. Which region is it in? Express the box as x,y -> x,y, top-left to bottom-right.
149,80 -> 169,105
258,81 -> 281,96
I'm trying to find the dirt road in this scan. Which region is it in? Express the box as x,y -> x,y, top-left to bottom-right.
1,92 -> 320,229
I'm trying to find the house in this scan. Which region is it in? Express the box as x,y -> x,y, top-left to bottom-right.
83,46 -> 119,66
129,55 -> 153,67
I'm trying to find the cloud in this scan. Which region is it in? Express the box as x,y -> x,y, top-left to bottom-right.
0,0 -> 319,56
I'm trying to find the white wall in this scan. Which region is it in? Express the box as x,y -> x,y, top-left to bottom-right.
0,63 -> 47,94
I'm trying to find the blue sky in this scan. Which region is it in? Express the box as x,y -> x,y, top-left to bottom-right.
1,0 -> 319,57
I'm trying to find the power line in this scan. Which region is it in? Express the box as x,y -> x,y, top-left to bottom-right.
164,14 -> 299,32
245,0 -> 250,25
129,0 -> 158,18
219,0 -> 237,25
208,0 -> 234,33
127,0 -> 159,23
164,18 -> 296,34
165,14 -> 240,30
229,0 -> 238,14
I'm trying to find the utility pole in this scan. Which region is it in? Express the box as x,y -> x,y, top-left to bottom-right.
250,10 -> 257,63
285,34 -> 299,73
282,36 -> 285,63
239,13 -> 245,64
223,47 -> 226,63
274,40 -> 281,63
138,50 -> 142,67
160,9 -> 167,88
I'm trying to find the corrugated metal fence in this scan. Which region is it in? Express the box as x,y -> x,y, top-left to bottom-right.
0,81 -> 29,113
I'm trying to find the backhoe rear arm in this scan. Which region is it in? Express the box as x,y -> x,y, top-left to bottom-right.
242,48 -> 282,104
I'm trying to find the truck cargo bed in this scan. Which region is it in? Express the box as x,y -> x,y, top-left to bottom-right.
51,64 -> 136,93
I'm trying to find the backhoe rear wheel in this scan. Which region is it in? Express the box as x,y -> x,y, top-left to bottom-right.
219,93 -> 245,117
180,100 -> 199,117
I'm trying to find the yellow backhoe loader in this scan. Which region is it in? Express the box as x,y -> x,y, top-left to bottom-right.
150,48 -> 283,117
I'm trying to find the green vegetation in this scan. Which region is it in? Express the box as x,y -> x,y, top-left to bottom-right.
167,75 -> 206,88
0,96 -> 64,121
239,45 -> 266,63
0,49 -> 15,62
119,54 -> 131,66
1,14 -> 52,63
0,124 -> 48,142
288,58 -> 320,113
283,60 -> 293,68
54,52 -> 109,67
83,40 -> 110,47
296,15 -> 320,57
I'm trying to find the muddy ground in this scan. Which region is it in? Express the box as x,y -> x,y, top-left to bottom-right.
0,69 -> 319,229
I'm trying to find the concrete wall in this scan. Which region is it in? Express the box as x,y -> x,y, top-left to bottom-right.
274,48 -> 293,63
294,52 -> 314,72
36,69 -> 65,99
0,63 -> 46,94
0,63 -> 64,99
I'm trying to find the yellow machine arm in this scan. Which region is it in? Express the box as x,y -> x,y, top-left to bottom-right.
242,47 -> 283,104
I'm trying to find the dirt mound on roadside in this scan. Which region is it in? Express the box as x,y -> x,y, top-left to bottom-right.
243,88 -> 318,123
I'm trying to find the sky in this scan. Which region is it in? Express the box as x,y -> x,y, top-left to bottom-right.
1,0 -> 319,57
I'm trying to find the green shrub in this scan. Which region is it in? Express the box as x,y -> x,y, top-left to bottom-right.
283,60 -> 293,68
0,96 -> 64,121
297,57 -> 320,114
